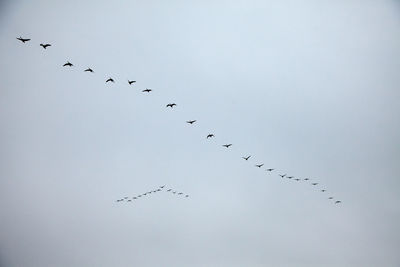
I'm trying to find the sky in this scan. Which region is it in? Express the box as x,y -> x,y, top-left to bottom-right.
0,0 -> 400,266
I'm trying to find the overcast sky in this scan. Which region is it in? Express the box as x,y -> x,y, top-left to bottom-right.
0,1 -> 399,266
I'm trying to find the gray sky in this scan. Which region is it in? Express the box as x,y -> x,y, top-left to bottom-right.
1,0 -> 399,266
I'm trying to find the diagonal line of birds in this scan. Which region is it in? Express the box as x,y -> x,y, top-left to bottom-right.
16,36 -> 342,206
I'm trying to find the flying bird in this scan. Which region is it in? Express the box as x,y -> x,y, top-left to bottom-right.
185,195 -> 189,198
321,190 -> 326,192
166,103 -> 177,108
84,68 -> 94,73
335,200 -> 342,204
40,43 -> 51,49
255,164 -> 264,168
178,192 -> 183,195
207,134 -> 214,139
186,120 -> 196,124
106,77 -> 114,83
63,61 -> 73,67
294,178 -> 300,181
266,168 -> 274,172
167,189 -> 172,192
304,178 -> 310,181
142,88 -> 152,93
242,155 -> 251,161
160,185 -> 165,188
328,197 -> 333,200
16,36 -> 30,43
279,174 -> 286,178
311,183 -> 318,186
287,176 -> 293,179
128,80 -> 136,85
222,144 -> 232,148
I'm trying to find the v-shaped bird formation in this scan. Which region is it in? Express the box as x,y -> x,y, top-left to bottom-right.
16,36 -> 342,205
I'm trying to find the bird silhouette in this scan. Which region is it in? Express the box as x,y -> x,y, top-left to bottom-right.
279,174 -> 286,178
84,68 -> 94,73
172,191 -> 177,194
178,192 -> 183,195
40,43 -> 51,49
294,178 -> 300,181
266,168 -> 274,172
304,178 -> 310,181
127,199 -> 132,202
142,88 -> 152,93
287,176 -> 293,179
255,164 -> 264,168
16,36 -> 30,43
207,134 -> 214,139
311,183 -> 318,186
166,103 -> 177,108
186,120 -> 196,124
321,189 -> 326,192
106,78 -> 114,83
242,155 -> 251,160
128,80 -> 136,85
185,195 -> 189,198
335,200 -> 342,204
328,197 -> 333,200
63,61 -> 73,67
160,185 -> 165,188
167,189 -> 172,192
222,144 -> 232,148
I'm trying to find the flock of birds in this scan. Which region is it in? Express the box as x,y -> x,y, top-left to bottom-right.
116,185 -> 189,203
16,36 -> 342,205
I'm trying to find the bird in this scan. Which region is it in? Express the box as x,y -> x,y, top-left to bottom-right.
321,190 -> 326,192
124,197 -> 128,199
287,176 -> 294,179
311,183 -> 318,186
328,197 -> 333,200
172,191 -> 177,194
160,185 -> 165,188
40,43 -> 51,49
167,189 -> 172,192
84,68 -> 94,73
222,144 -> 232,148
266,168 -> 274,172
279,174 -> 286,178
335,200 -> 342,204
16,36 -> 30,43
63,61 -> 73,67
207,134 -> 214,139
157,189 -> 161,191
142,88 -> 152,93
127,199 -> 132,202
294,178 -> 300,181
106,77 -> 114,83
304,178 -> 310,181
128,80 -> 136,85
178,192 -> 183,195
133,197 -> 137,199
166,103 -> 177,108
242,155 -> 251,161
186,120 -> 196,124
185,195 -> 189,198
255,164 -> 264,168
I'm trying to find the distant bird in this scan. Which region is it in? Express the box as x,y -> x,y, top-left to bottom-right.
160,185 -> 165,188
133,197 -> 137,199
167,189 -> 172,192
172,191 -> 177,194
40,43 -> 51,49
321,190 -> 326,192
84,68 -> 94,73
294,178 -> 300,181
127,199 -> 132,202
178,192 -> 183,195
106,77 -> 114,83
287,176 -> 293,179
266,168 -> 274,172
142,88 -> 152,93
166,103 -> 177,108
185,195 -> 189,198
304,178 -> 310,181
128,80 -> 136,85
207,134 -> 214,139
124,197 -> 128,199
335,200 -> 342,204
186,120 -> 196,124
242,155 -> 251,161
63,61 -> 73,67
222,144 -> 232,148
328,197 -> 333,200
16,36 -> 30,43
116,199 -> 122,202
279,174 -> 286,178
157,189 -> 161,191
311,183 -> 318,186
255,164 -> 264,168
